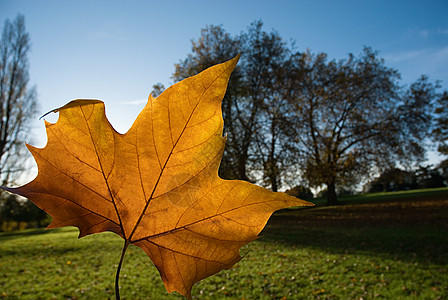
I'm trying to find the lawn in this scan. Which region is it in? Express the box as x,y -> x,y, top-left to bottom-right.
1,188 -> 447,299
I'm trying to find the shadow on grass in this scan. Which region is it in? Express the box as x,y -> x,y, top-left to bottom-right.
309,186 -> 448,207
263,194 -> 448,265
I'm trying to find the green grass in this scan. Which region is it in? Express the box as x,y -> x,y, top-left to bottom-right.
309,186 -> 448,206
1,188 -> 448,299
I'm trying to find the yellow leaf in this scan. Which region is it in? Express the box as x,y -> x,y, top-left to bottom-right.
3,56 -> 313,298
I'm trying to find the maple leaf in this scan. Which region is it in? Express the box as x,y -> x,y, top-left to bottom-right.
3,56 -> 313,298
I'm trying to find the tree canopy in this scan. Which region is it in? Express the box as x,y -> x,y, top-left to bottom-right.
289,49 -> 436,204
433,91 -> 448,157
173,21 -> 443,204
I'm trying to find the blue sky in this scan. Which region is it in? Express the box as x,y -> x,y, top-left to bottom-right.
1,0 -> 448,160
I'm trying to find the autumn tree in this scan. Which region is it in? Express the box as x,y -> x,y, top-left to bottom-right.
173,21 -> 297,190
432,91 -> 448,156
243,26 -> 298,191
174,23 -> 440,202
289,48 -> 436,204
0,14 -> 37,186
432,91 -> 448,182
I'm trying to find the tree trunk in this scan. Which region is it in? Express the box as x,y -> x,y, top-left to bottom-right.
270,174 -> 278,192
326,180 -> 339,205
237,153 -> 249,181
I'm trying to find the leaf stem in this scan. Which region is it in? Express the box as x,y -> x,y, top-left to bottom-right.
115,240 -> 130,300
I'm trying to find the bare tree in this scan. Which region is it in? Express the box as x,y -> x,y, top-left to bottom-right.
290,48 -> 436,204
242,23 -> 295,191
0,14 -> 37,186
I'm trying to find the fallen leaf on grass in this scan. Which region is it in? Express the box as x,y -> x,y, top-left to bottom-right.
3,56 -> 313,298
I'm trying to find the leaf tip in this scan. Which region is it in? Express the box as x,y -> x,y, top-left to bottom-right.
227,54 -> 240,71
41,99 -> 105,118
39,109 -> 58,120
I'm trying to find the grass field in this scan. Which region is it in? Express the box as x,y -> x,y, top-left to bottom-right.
1,188 -> 447,299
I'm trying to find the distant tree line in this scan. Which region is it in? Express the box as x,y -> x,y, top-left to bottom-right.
367,164 -> 447,193
0,194 -> 49,231
172,21 -> 448,205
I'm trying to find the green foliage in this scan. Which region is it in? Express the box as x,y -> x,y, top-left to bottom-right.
0,194 -> 49,231
367,166 -> 446,193
2,189 -> 447,299
284,185 -> 314,200
367,168 -> 418,192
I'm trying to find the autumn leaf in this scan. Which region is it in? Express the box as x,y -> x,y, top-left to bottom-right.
3,56 -> 313,298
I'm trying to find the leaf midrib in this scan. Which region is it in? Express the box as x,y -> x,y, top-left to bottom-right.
127,63 -> 233,242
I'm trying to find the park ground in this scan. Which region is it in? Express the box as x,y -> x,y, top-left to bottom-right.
1,188 -> 447,299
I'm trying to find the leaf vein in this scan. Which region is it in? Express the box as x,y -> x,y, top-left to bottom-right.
134,197 -> 285,242
129,63 -> 233,240
80,106 -> 125,237
141,239 -> 230,266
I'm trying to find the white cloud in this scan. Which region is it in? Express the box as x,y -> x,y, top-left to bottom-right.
118,99 -> 148,105
89,30 -> 128,41
418,29 -> 429,38
406,27 -> 448,39
384,49 -> 426,63
384,46 -> 448,88
385,46 -> 448,67
88,22 -> 128,41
